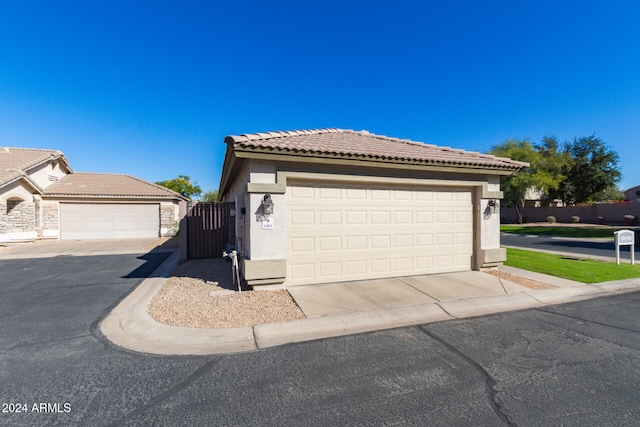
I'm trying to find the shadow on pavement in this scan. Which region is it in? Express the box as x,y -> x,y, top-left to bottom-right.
122,252 -> 172,278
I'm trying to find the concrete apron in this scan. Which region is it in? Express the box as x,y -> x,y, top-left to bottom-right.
286,271 -> 530,317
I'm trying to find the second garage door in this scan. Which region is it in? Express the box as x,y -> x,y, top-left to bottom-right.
60,203 -> 160,240
286,181 -> 473,286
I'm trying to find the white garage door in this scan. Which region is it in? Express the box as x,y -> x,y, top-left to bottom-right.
60,203 -> 160,240
286,182 -> 473,286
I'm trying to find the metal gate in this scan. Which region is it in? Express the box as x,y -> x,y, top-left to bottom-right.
186,202 -> 235,259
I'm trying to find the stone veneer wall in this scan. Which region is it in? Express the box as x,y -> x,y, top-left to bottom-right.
5,200 -> 35,232
0,201 -> 6,234
42,204 -> 59,230
160,205 -> 176,236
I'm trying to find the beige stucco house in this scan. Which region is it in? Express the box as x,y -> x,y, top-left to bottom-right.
0,147 -> 186,243
219,128 -> 528,288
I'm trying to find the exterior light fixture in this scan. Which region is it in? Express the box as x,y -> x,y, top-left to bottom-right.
487,199 -> 498,214
262,194 -> 274,216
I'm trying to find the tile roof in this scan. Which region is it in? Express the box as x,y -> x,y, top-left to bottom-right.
225,128 -> 529,170
0,147 -> 69,188
43,173 -> 186,200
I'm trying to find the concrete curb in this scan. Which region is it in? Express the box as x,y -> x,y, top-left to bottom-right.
438,292 -> 544,319
100,253 -> 640,356
254,303 -> 453,349
100,251 -> 256,355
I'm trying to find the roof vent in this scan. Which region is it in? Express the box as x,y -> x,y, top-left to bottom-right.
48,175 -> 59,181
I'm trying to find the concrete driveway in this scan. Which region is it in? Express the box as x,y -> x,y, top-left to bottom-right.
287,271 -> 530,317
0,237 -> 174,259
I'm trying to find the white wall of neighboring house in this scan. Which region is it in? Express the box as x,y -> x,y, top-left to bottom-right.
27,160 -> 67,190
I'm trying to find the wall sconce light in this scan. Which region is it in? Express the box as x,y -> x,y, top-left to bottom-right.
487,199 -> 498,214
262,194 -> 274,216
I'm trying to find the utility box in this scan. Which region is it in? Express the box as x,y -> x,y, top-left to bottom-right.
614,229 -> 635,265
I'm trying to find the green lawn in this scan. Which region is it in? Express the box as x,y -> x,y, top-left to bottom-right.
500,225 -> 627,239
504,247 -> 640,283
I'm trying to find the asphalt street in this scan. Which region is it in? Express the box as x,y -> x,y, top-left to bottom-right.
501,232 -> 640,260
1,252 -> 640,426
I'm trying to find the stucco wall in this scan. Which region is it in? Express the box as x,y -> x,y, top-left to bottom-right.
225,159 -> 506,283
247,161 -> 285,260
26,160 -> 67,190
481,176 -> 502,250
1,181 -> 34,202
223,163 -> 251,257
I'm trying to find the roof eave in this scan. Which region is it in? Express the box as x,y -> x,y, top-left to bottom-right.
218,144 -> 242,200
0,173 -> 46,195
233,146 -> 527,176
41,194 -> 183,200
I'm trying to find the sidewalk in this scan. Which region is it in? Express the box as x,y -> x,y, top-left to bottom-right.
100,250 -> 640,356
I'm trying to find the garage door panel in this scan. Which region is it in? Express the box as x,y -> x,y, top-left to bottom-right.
371,258 -> 391,274
416,256 -> 433,269
346,211 -> 367,225
346,188 -> 367,199
290,263 -> 315,281
319,236 -> 341,251
416,233 -> 434,247
346,235 -> 367,250
371,189 -> 391,200
319,210 -> 341,225
286,182 -> 473,285
346,260 -> 367,275
61,203 -> 159,240
371,211 -> 391,224
319,262 -> 341,278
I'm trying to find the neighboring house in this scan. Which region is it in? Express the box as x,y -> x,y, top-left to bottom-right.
0,147 -> 186,243
624,185 -> 640,203
523,187 -> 564,208
219,128 -> 528,288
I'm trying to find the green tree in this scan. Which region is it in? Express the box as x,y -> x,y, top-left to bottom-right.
561,135 -> 621,204
592,185 -> 624,203
201,190 -> 219,202
533,135 -> 570,205
489,139 -> 552,223
155,175 -> 202,200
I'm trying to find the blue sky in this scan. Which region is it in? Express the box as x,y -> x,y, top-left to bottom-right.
1,1 -> 639,194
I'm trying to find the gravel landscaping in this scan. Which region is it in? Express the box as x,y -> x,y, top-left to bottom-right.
485,268 -> 556,290
148,258 -> 305,328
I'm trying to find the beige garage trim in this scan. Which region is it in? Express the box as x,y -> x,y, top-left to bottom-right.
60,203 -> 160,240
285,181 -> 473,286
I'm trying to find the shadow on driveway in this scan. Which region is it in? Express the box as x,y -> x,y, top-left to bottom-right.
122,252 -> 171,278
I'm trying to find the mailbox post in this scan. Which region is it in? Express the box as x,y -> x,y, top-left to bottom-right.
614,229 -> 635,265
